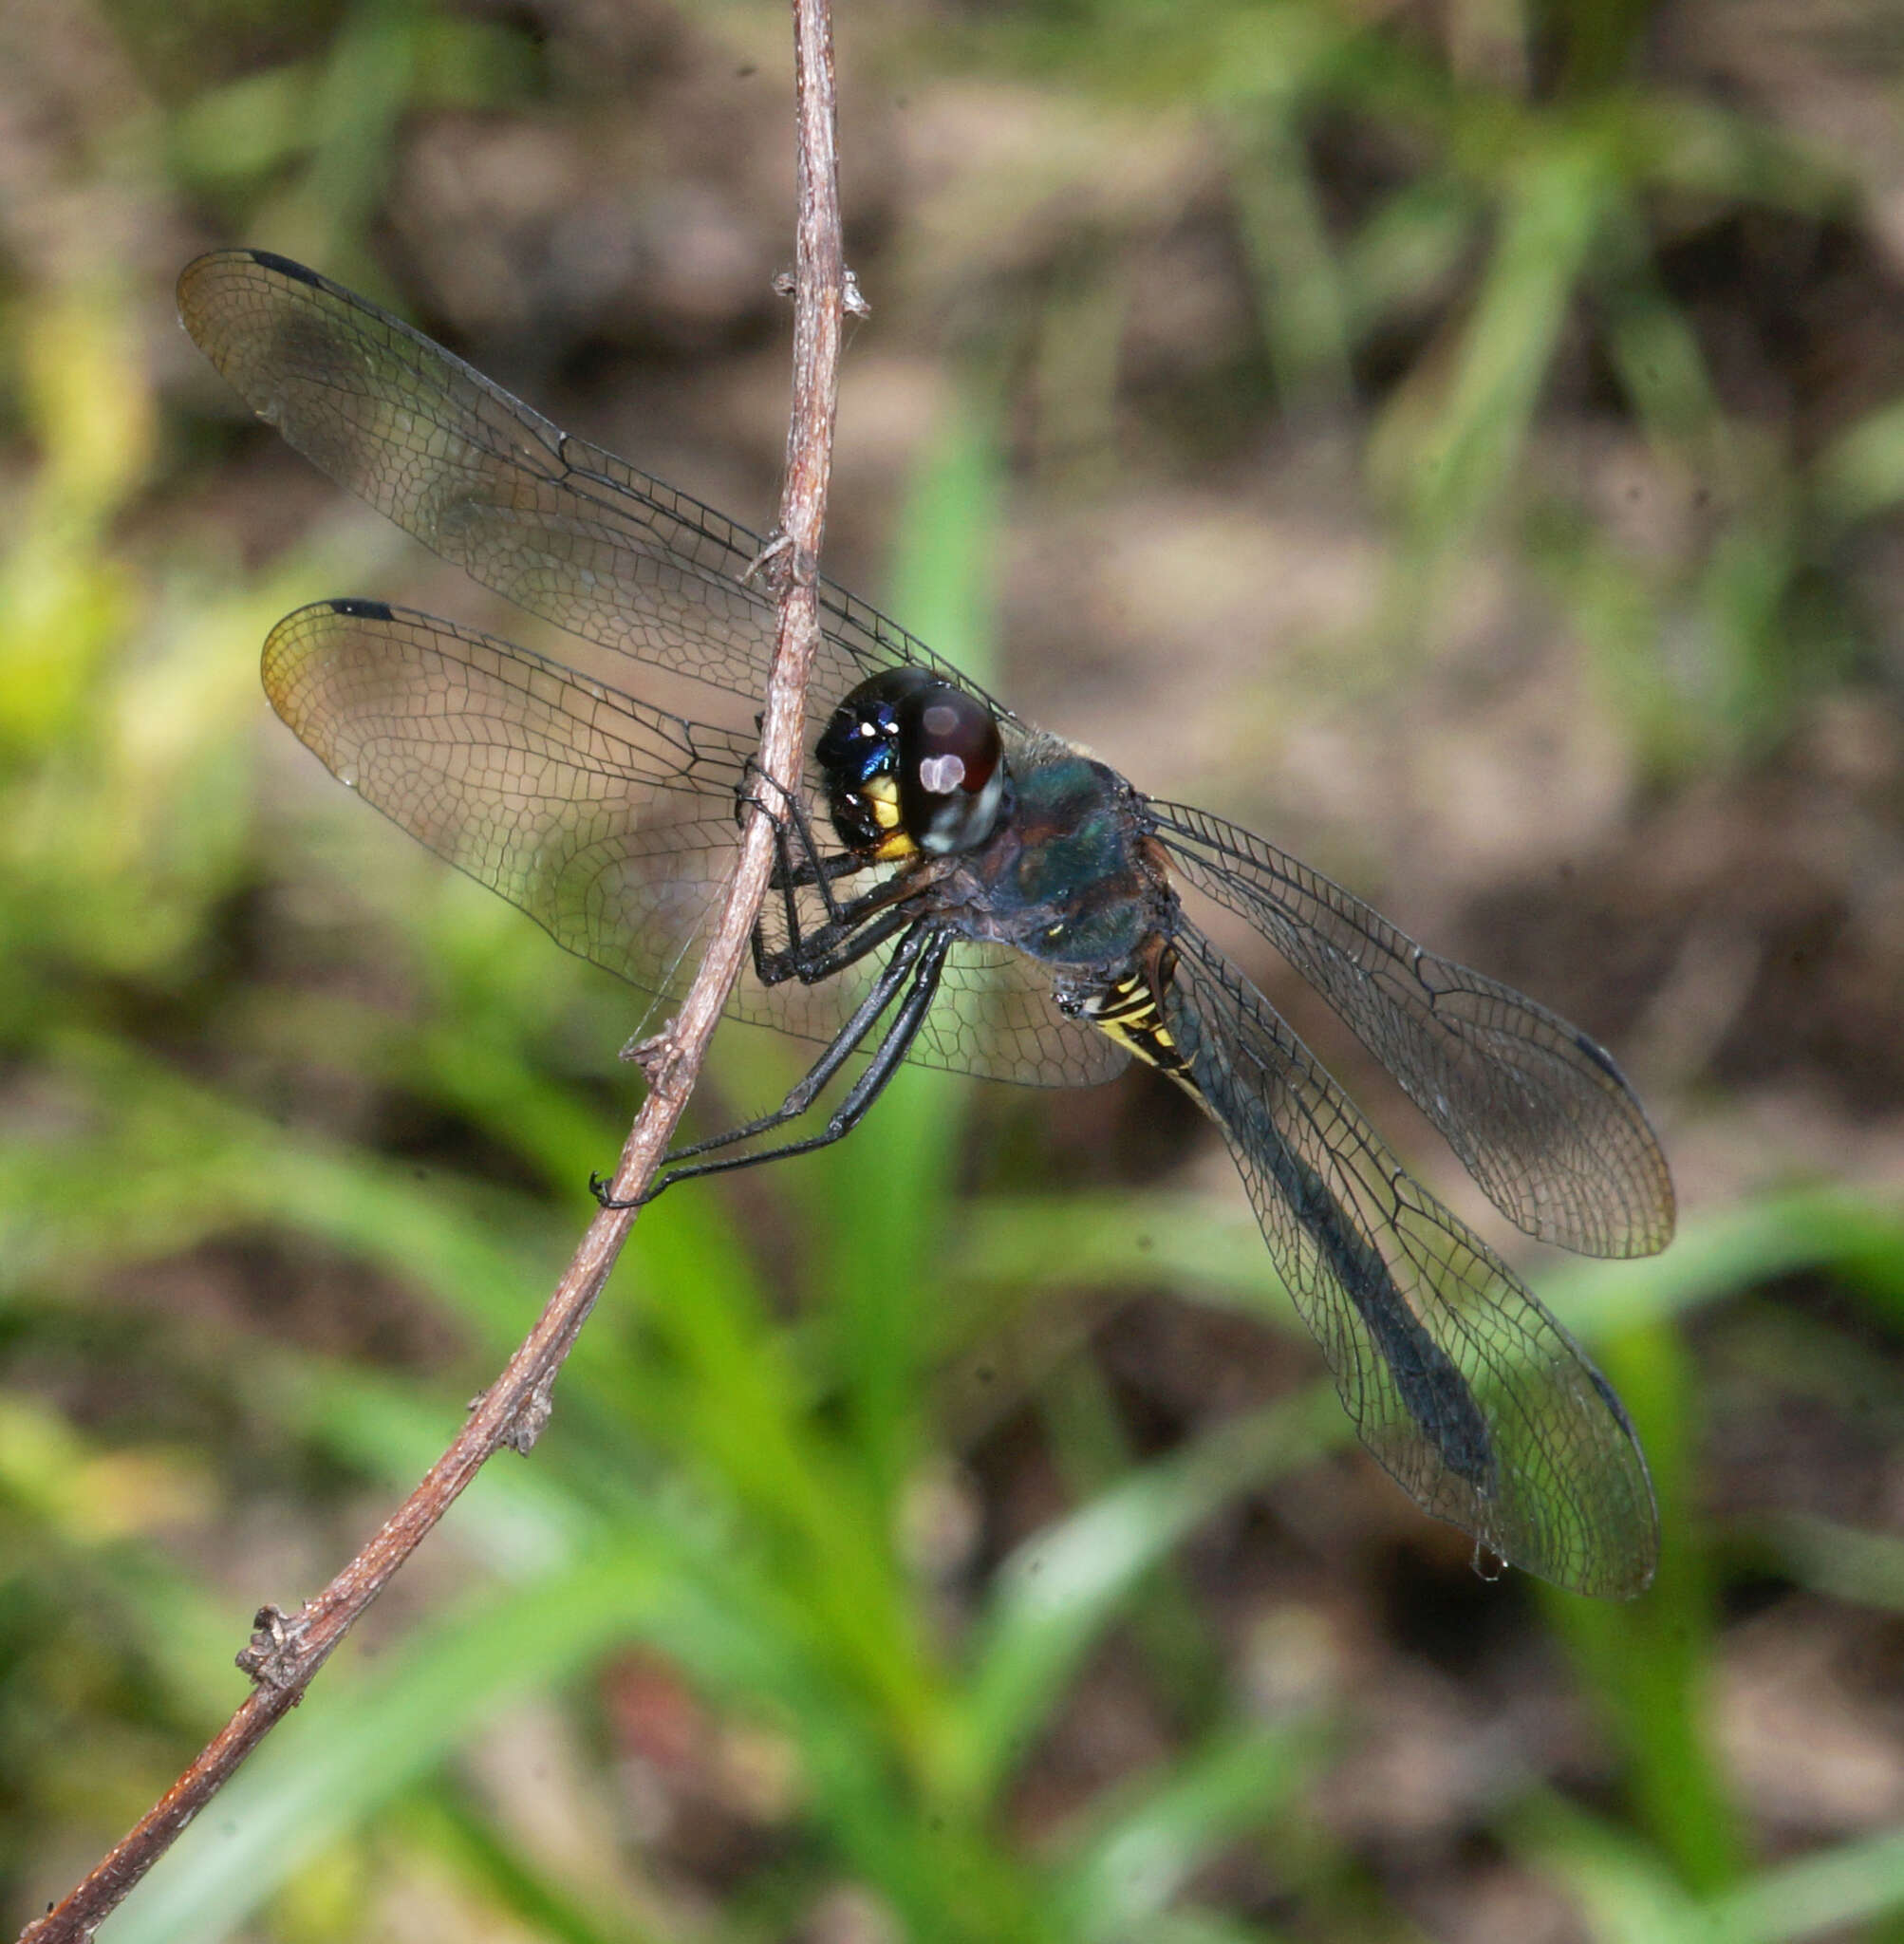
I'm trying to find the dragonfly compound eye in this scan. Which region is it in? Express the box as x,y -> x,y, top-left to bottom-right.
906,684 -> 1003,853
818,670 -> 1005,859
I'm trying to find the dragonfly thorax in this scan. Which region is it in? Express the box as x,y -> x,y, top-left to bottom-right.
817,669 -> 1007,862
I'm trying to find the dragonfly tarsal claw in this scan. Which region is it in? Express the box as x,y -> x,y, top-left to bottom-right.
589,1169 -> 664,1211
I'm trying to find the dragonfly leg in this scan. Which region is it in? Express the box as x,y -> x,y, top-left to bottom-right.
591,922 -> 951,1208
752,881 -> 925,987
737,760 -> 865,930
768,773 -> 864,927
728,764 -> 916,980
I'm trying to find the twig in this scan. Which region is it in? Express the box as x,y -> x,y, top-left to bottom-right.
19,3 -> 849,1935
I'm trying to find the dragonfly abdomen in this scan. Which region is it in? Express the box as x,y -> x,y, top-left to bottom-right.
1159,966 -> 1499,1499
1264,1125 -> 1496,1492
1074,962 -> 1202,1097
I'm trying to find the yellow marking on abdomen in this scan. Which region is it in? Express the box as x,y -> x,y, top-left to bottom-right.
1082,973 -> 1204,1102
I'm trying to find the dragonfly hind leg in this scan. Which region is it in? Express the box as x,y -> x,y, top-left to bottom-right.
591,920 -> 951,1209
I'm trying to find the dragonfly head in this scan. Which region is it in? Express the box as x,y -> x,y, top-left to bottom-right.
817,669 -> 1006,861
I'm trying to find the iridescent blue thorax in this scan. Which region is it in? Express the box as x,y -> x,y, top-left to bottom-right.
954,746 -> 1169,970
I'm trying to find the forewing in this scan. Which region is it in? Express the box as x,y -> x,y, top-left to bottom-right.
1163,923 -> 1658,1598
179,249 -> 1006,723
262,601 -> 1123,1088
1149,802 -> 1674,1260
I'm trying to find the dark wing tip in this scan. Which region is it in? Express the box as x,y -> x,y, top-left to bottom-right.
177,248 -> 326,329
325,596 -> 395,622
1571,1027 -> 1633,1089
1564,1031 -> 1679,1258
242,249 -> 325,287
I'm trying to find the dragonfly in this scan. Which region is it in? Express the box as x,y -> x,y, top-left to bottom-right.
178,248 -> 1675,1598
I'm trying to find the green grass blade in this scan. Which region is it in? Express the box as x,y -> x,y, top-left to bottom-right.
98,1544 -> 700,1944
1509,1789 -> 1707,1944
953,1387 -> 1340,1807
1700,1828 -> 1904,1944
1545,1321 -> 1745,1894
804,380 -> 1004,1508
1056,1720 -> 1326,1943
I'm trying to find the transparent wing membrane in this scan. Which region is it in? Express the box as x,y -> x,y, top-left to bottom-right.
180,250 -> 1007,723
263,601 -> 1123,1088
1162,925 -> 1659,1596
1151,803 -> 1674,1260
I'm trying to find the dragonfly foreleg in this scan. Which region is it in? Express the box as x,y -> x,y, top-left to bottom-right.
736,759 -> 864,932
752,888 -> 923,988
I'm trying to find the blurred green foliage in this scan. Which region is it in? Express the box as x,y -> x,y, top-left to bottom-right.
4,0 -> 1904,1939
939,0 -> 1881,765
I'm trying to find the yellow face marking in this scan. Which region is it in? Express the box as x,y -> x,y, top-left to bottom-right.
863,775 -> 902,830
853,777 -> 916,860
